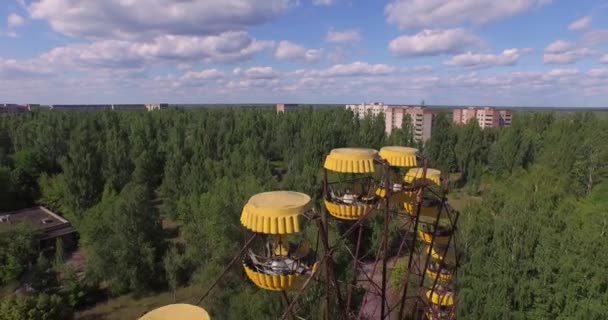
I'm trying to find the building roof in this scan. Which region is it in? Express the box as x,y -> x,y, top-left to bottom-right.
0,206 -> 75,240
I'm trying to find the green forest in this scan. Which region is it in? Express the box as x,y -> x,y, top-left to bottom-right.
0,108 -> 607,319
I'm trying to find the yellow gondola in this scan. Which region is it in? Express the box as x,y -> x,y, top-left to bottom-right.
139,304 -> 210,320
376,146 -> 418,204
403,167 -> 442,217
378,146 -> 418,168
241,191 -> 318,291
425,262 -> 454,283
418,224 -> 453,246
404,167 -> 442,186
426,289 -> 455,307
323,148 -> 381,220
425,245 -> 447,261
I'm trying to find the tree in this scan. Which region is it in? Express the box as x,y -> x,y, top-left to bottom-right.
82,183 -> 164,294
388,114 -> 414,147
0,224 -> 36,285
163,246 -> 188,302
10,149 -> 44,205
0,166 -> 16,211
62,121 -> 103,216
424,112 -> 457,173
37,173 -> 68,214
0,293 -> 74,320
454,120 -> 484,184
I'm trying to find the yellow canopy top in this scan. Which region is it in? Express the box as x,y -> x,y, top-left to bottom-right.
323,148 -> 378,173
240,191 -> 312,235
140,304 -> 210,320
379,146 -> 418,167
404,167 -> 442,185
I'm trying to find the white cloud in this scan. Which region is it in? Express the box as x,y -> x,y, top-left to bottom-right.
600,54 -> 608,64
295,61 -> 395,78
0,57 -> 51,79
323,62 -> 394,76
181,69 -> 224,81
7,13 -> 26,28
546,68 -> 579,77
326,30 -> 361,44
28,0 -> 292,39
569,16 -> 592,31
543,40 -> 592,64
385,0 -> 551,30
275,41 -> 323,62
545,40 -> 572,53
444,49 -> 529,68
40,32 -> 273,68
389,29 -> 481,57
582,29 -> 608,46
313,0 -> 335,5
588,68 -> 608,78
244,66 -> 279,79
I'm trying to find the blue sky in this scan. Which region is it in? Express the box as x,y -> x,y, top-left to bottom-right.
1,0 -> 608,106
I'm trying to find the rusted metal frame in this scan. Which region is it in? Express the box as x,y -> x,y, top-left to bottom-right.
356,212 -> 391,320
281,291 -> 295,320
397,161 -> 428,320
426,209 -> 461,320
279,254 -> 326,320
321,166 -> 333,320
345,223 -> 365,315
326,176 -> 377,186
380,161 -> 392,319
412,177 -> 451,318
316,216 -> 346,319
196,233 -> 257,306
338,204 -> 378,239
411,201 -> 444,316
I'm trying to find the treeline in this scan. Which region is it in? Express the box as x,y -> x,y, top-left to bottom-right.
447,113 -> 608,318
0,108 -> 391,319
1,108 -> 607,319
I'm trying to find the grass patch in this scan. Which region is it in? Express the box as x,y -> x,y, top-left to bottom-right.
76,285 -> 202,320
447,190 -> 481,212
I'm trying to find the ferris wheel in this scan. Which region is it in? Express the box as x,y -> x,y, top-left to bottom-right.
151,145 -> 459,320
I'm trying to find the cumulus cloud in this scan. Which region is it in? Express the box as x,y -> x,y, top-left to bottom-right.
588,68 -> 608,78
569,16 -> 592,31
0,57 -> 52,79
295,61 -> 395,78
444,49 -> 529,68
543,40 -> 592,64
546,68 -> 579,77
312,0 -> 335,5
181,69 -> 224,81
40,32 -> 273,68
582,29 -> 608,46
28,0 -> 291,39
326,30 -> 361,44
275,41 -> 323,62
389,29 -> 481,57
7,13 -> 26,28
244,66 -> 279,79
385,0 -> 551,30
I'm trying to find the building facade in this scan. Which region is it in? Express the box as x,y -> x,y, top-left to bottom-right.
345,102 -> 435,142
276,103 -> 299,113
346,102 -> 386,119
0,104 -> 30,113
453,107 -> 513,129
